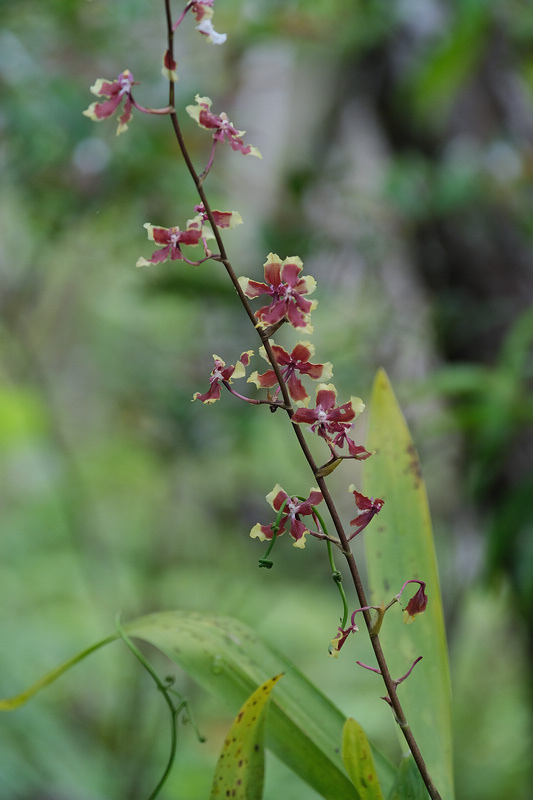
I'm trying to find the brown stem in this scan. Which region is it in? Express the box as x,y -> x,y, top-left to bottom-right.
162,4 -> 442,797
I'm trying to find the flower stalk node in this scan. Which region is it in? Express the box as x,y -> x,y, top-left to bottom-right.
369,603 -> 387,636
315,457 -> 343,478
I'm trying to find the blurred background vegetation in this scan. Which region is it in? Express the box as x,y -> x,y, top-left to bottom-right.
1,0 -> 532,797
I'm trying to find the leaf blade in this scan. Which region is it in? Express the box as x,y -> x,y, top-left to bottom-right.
342,718 -> 385,800
1,611 -> 397,799
124,611 -> 396,800
387,754 -> 429,800
0,637 -> 116,711
363,369 -> 454,800
210,674 -> 283,799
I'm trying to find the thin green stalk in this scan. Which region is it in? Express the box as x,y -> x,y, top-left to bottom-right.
115,616 -> 194,800
257,497 -> 288,568
312,505 -> 349,629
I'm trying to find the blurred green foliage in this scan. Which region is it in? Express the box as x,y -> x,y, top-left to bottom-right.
1,0 -> 533,798
423,308 -> 533,635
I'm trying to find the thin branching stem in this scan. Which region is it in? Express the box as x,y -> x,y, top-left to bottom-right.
162,3 -> 442,797
116,617 -> 185,800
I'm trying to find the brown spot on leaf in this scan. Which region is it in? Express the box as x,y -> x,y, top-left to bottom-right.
405,442 -> 422,488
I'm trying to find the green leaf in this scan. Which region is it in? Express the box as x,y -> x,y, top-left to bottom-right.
407,0 -> 489,125
387,755 -> 429,800
363,369 -> 454,800
124,612 -> 396,800
1,613 -> 396,799
342,718 -> 384,800
210,673 -> 283,799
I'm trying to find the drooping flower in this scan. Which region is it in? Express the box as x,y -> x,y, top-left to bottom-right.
83,70 -> 139,135
185,95 -> 261,157
136,220 -> 204,267
348,486 -> 384,538
239,254 -> 317,332
193,351 -> 253,404
397,580 -> 428,624
248,341 -> 332,405
328,603 -> 380,658
196,17 -> 227,44
328,623 -> 358,658
250,484 -> 323,549
172,1 -> 226,44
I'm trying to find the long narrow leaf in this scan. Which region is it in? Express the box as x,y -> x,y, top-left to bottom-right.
0,637 -> 115,711
210,674 -> 283,799
363,369 -> 454,800
388,754 -> 430,800
124,612 -> 396,800
1,612 -> 397,799
342,718 -> 384,800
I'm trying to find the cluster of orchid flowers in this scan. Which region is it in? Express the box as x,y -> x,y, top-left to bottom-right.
82,0 -> 429,673
83,1 -> 242,137
189,252 -> 377,477
248,484 -> 383,552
